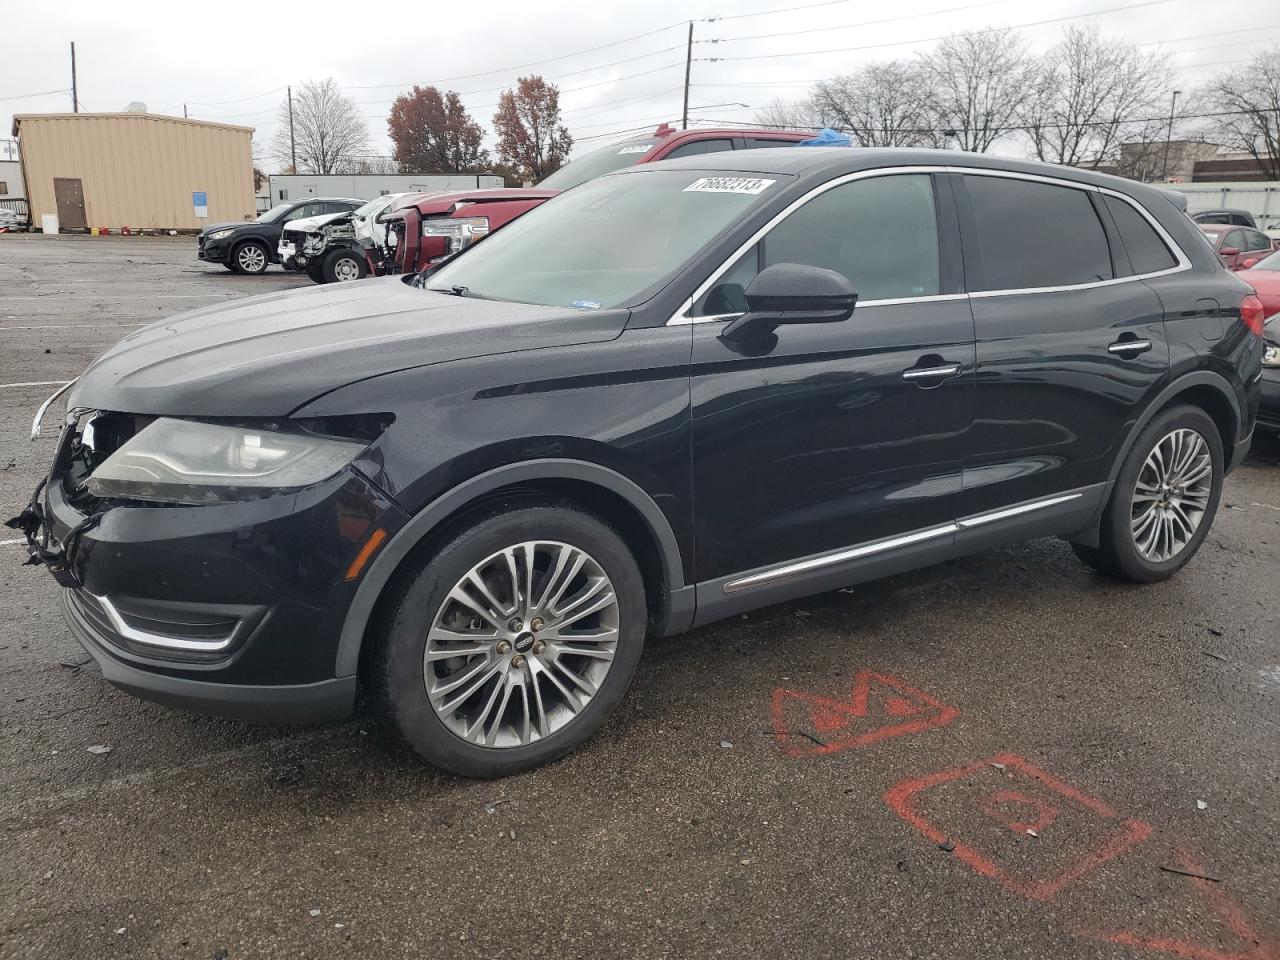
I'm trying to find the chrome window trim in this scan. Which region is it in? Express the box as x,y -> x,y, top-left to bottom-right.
721,490 -> 1084,594
667,165 -> 951,327
666,165 -> 1193,327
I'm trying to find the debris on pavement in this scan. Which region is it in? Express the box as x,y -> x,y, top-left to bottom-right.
1197,800 -> 1208,810
484,799 -> 512,815
1158,865 -> 1221,883
309,909 -> 322,917
938,841 -> 956,852
1201,651 -> 1228,662
719,740 -> 734,749
86,745 -> 111,755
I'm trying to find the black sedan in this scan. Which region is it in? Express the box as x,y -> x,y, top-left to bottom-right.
197,197 -> 361,274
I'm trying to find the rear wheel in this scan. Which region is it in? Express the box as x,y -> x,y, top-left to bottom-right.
322,247 -> 367,283
1072,404 -> 1222,582
230,240 -> 269,275
372,500 -> 646,778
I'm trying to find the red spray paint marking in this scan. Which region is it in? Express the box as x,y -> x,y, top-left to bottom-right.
978,790 -> 1060,836
884,752 -> 1153,902
1074,846 -> 1278,960
770,670 -> 960,757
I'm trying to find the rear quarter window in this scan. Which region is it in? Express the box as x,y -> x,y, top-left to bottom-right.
663,138 -> 735,159
1102,195 -> 1177,275
964,175 -> 1113,291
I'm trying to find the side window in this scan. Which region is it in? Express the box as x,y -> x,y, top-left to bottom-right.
1197,212 -> 1228,224
1102,195 -> 1177,275
1245,229 -> 1270,251
964,175 -> 1112,290
664,138 -> 734,159
1221,230 -> 1243,251
1232,214 -> 1252,226
745,137 -> 796,149
692,174 -> 940,315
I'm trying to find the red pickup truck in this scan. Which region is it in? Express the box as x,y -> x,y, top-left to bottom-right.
382,124 -> 812,274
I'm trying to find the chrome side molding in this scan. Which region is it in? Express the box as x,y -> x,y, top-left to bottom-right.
30,379 -> 77,440
722,490 -> 1085,594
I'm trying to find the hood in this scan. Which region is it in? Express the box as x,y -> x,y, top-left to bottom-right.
199,221 -> 252,236
282,211 -> 349,234
67,278 -> 629,417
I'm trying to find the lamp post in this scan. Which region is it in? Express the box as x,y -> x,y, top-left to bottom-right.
1161,89 -> 1181,182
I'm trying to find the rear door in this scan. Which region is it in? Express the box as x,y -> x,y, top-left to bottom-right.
688,170 -> 976,584
955,172 -> 1170,513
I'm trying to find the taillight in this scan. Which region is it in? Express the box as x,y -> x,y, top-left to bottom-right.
1241,294 -> 1265,336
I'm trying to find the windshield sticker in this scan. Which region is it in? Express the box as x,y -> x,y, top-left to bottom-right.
684,177 -> 777,195
617,144 -> 654,155
571,299 -> 602,310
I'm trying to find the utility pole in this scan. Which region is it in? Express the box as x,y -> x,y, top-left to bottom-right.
183,104 -> 188,119
681,22 -> 693,130
1161,89 -> 1181,182
287,85 -> 297,172
70,41 -> 79,113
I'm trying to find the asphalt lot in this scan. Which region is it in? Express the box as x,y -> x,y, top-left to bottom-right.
1,232 -> 1278,960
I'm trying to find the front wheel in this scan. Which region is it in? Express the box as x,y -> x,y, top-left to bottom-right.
230,240 -> 269,275
322,247 -> 367,283
1073,404 -> 1223,582
372,501 -> 647,777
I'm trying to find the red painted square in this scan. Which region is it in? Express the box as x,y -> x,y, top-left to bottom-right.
885,753 -> 1152,902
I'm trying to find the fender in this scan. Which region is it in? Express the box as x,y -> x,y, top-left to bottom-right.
334,458 -> 688,677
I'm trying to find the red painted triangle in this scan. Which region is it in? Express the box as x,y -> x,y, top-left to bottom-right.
771,670 -> 959,757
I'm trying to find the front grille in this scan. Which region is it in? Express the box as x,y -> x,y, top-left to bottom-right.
68,589 -> 264,664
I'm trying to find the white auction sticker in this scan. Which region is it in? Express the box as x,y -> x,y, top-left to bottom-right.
683,177 -> 776,195
618,144 -> 654,155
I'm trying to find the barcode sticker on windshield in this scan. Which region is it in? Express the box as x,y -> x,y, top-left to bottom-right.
618,144 -> 654,155
684,177 -> 776,195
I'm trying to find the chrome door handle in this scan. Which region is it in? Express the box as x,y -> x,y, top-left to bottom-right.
902,363 -> 961,381
1107,339 -> 1152,356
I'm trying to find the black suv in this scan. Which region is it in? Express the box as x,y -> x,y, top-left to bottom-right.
197,198 -> 361,274
15,149 -> 1264,778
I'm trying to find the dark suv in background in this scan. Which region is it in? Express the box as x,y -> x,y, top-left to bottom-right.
197,197 -> 362,274
16,148 -> 1263,778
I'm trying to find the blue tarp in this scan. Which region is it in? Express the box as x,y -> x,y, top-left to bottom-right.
797,127 -> 851,147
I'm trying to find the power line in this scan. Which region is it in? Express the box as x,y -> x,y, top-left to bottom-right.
698,0 -> 1176,61
0,87 -> 72,104
702,0 -> 1003,23
699,0 -> 1012,44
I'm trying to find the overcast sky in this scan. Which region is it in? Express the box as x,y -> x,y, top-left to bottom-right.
3,0 -> 1277,168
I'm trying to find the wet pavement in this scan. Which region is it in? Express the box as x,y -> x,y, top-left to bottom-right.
2,233 -> 1278,960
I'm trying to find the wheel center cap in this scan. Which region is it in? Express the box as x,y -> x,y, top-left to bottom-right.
513,633 -> 535,654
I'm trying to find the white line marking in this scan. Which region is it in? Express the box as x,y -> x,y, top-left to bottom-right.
2,538 -> 26,546
1252,502 -> 1280,513
0,323 -> 148,330
0,380 -> 74,389
0,294 -> 241,301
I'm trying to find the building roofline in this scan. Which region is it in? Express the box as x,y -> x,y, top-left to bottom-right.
12,112 -> 255,137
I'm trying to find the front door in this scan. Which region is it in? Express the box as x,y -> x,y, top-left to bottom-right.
955,173 -> 1170,513
53,178 -> 86,231
689,171 -> 976,584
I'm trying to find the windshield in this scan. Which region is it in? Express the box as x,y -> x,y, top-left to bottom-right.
427,169 -> 785,309
537,139 -> 659,191
1251,249 -> 1280,271
352,196 -> 392,219
257,203 -> 294,223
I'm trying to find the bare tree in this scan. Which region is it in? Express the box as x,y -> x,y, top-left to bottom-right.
754,97 -> 818,130
1020,25 -> 1172,169
270,79 -> 369,175
1203,44 -> 1280,179
921,29 -> 1034,152
809,60 -> 941,147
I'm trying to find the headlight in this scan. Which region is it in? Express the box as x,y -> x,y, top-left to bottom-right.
208,229 -> 234,241
86,418 -> 367,504
302,233 -> 325,255
423,216 -> 489,255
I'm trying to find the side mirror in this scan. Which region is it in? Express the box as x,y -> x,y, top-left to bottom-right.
720,262 -> 857,342
1220,246 -> 1240,257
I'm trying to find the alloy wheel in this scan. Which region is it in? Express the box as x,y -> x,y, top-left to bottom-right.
237,244 -> 266,273
423,541 -> 620,748
1130,427 -> 1213,563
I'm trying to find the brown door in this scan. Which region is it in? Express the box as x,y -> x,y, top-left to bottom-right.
53,178 -> 86,231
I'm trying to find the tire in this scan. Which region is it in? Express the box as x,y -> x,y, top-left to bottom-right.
372,500 -> 647,778
1073,404 -> 1223,582
322,247 -> 367,283
222,263 -> 236,272
230,240 -> 269,275
306,263 -> 327,285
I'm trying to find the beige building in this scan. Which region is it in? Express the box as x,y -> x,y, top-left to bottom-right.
12,112 -> 255,231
